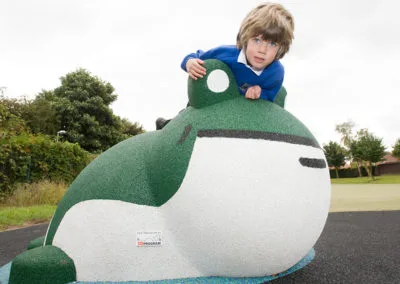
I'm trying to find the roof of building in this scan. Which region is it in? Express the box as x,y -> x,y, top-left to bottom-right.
380,153 -> 400,164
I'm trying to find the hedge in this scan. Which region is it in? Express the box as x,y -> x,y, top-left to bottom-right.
329,166 -> 377,179
0,133 -> 90,194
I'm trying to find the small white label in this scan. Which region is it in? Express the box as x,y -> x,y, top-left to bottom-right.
136,231 -> 162,247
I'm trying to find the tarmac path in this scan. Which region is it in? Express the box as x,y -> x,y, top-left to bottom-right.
1,211 -> 399,283
271,210 -> 400,283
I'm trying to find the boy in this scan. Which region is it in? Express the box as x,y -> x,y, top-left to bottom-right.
156,2 -> 294,129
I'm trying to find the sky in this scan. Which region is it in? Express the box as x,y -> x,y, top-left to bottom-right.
1,0 -> 399,150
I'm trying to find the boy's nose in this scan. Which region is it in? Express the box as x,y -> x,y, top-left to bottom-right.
258,44 -> 268,54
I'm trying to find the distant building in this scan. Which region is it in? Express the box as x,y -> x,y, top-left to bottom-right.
328,162 -> 351,171
376,154 -> 400,175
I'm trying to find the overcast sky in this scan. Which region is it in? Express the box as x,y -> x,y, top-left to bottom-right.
1,0 -> 399,150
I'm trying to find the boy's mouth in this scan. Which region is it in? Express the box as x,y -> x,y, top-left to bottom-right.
253,56 -> 265,64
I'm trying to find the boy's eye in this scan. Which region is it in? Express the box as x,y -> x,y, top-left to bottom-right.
251,38 -> 279,49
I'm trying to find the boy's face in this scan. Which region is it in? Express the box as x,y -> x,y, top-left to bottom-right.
245,35 -> 279,71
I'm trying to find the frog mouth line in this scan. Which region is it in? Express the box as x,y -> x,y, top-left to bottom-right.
195,129 -> 326,169
176,125 -> 320,149
197,129 -> 320,148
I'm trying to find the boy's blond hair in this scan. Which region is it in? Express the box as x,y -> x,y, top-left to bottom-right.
237,2 -> 294,60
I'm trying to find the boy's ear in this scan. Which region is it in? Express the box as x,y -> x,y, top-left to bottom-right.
187,59 -> 240,109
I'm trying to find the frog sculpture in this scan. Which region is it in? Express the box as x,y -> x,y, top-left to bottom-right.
9,59 -> 330,283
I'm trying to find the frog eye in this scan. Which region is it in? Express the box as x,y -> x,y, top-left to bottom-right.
188,59 -> 239,108
207,69 -> 229,93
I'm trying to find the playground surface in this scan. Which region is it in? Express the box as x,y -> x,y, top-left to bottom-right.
1,184 -> 399,283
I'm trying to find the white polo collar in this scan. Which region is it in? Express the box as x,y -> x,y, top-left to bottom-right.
237,49 -> 263,76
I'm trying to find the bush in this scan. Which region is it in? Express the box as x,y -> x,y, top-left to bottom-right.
0,133 -> 90,194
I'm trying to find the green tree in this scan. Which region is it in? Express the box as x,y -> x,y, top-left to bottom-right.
0,97 -> 29,193
392,139 -> 400,158
335,120 -> 355,148
335,120 -> 364,177
323,141 -> 346,179
120,118 -> 144,138
53,69 -> 124,152
0,98 -> 28,138
20,90 -> 60,136
351,129 -> 386,180
0,96 -> 26,119
2,71 -> 144,152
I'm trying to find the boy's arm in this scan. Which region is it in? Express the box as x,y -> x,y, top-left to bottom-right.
259,78 -> 283,101
181,50 -> 206,72
180,46 -> 232,71
181,47 -> 228,80
259,62 -> 284,101
182,50 -> 208,80
273,86 -> 287,108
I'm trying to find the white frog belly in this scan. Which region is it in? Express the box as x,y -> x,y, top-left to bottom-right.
163,137 -> 330,276
52,200 -> 200,281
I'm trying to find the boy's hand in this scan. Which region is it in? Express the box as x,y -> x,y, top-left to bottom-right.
186,58 -> 207,80
245,85 -> 261,100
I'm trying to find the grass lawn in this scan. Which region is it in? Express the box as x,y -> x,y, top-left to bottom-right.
330,184 -> 400,212
0,205 -> 56,231
330,174 -> 400,184
0,181 -> 66,231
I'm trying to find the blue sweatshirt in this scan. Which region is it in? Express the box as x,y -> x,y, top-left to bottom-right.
181,45 -> 284,102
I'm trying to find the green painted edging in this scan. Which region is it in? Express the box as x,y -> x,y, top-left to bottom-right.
27,236 -> 45,250
9,245 -> 76,284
